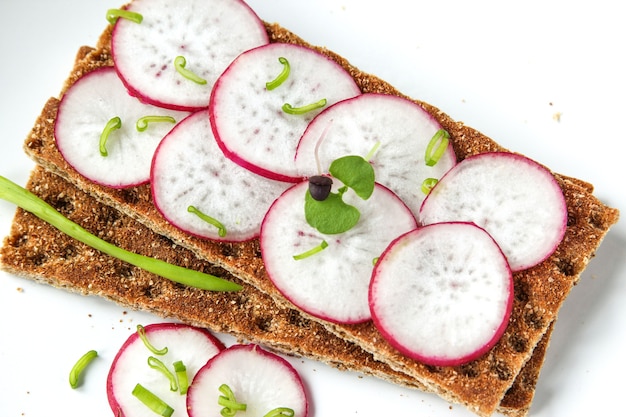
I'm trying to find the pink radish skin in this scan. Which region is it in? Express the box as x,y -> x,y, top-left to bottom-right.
107,323 -> 224,417
295,93 -> 457,218
187,344 -> 308,417
210,43 -> 362,182
151,111 -> 291,242
111,0 -> 269,111
369,222 -> 514,367
260,181 -> 417,324
420,152 -> 567,271
55,67 -> 189,188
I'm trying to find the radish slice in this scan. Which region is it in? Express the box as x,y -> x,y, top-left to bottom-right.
111,0 -> 268,111
187,344 -> 308,417
107,323 -> 224,417
55,67 -> 189,188
295,93 -> 457,218
260,181 -> 417,324
151,111 -> 291,242
369,222 -> 514,367
419,152 -> 567,271
210,43 -> 362,182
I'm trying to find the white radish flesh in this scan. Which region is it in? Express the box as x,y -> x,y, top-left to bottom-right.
151,110 -> 291,242
210,43 -> 362,182
111,0 -> 269,111
55,67 -> 188,188
107,323 -> 224,417
260,181 -> 417,324
419,152 -> 567,271
187,344 -> 308,417
295,93 -> 456,218
369,222 -> 513,367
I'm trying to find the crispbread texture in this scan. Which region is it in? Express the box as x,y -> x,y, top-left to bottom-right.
17,19 -> 619,417
1,166 -> 552,416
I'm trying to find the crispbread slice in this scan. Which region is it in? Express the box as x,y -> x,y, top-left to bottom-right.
17,20 -> 619,417
1,166 -> 551,416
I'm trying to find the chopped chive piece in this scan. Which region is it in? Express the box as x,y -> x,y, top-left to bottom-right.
218,384 -> 247,417
0,176 -> 241,292
132,383 -> 174,417
148,356 -> 178,392
69,349 -> 98,389
282,98 -> 327,115
173,360 -> 189,395
174,56 -> 207,85
136,116 -> 176,132
188,205 -> 227,237
263,407 -> 295,417
106,9 -> 143,25
421,177 -> 439,194
425,129 -> 450,166
266,57 -> 291,90
137,324 -> 168,355
372,256 -> 379,266
293,240 -> 329,260
99,116 -> 122,157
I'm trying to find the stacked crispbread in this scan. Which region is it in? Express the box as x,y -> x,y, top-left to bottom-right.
0,16 -> 619,417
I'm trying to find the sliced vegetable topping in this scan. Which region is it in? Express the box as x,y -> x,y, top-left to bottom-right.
174,56 -> 208,85
0,175 -> 241,292
132,383 -> 175,417
69,349 -> 98,389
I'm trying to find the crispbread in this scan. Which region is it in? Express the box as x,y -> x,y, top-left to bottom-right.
1,166 -> 551,416
8,15 -> 619,417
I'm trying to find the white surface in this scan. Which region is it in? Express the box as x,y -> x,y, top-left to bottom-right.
0,1 -> 624,416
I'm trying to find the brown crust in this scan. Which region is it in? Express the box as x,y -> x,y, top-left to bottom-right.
7,19 -> 619,417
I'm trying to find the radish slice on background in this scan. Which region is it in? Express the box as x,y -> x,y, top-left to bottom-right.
151,111 -> 291,242
260,181 -> 417,324
210,43 -> 362,182
295,93 -> 457,218
55,67 -> 189,188
111,0 -> 269,111
419,152 -> 567,271
187,344 -> 308,417
107,323 -> 224,417
369,222 -> 514,367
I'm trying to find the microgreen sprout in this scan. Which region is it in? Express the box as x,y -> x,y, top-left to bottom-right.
174,56 -> 207,85
99,116 -> 122,157
421,177 -> 439,194
308,175 -> 333,201
218,384 -> 247,417
188,205 -> 227,237
293,240 -> 329,260
282,98 -> 327,115
106,9 -> 143,25
136,116 -> 176,132
0,176 -> 241,292
329,155 -> 375,200
365,141 -> 382,161
425,129 -> 450,166
263,407 -> 296,417
68,349 -> 98,389
132,383 -> 174,417
173,360 -> 189,395
148,356 -> 178,392
137,324 -> 169,355
266,57 -> 290,90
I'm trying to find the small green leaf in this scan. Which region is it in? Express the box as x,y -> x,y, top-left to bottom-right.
329,155 -> 375,200
304,190 -> 360,234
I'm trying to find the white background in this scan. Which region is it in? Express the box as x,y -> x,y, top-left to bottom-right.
1,1 -> 624,416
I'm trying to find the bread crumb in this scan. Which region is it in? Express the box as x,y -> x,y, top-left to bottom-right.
552,112 -> 562,122
16,287 -> 23,292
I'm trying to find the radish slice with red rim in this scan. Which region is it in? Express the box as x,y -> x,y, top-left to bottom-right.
295,93 -> 457,218
55,67 -> 189,188
151,110 -> 291,242
210,43 -> 362,182
260,181 -> 417,324
187,344 -> 308,417
111,0 -> 269,111
107,323 -> 224,417
419,152 -> 568,271
369,222 -> 514,367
